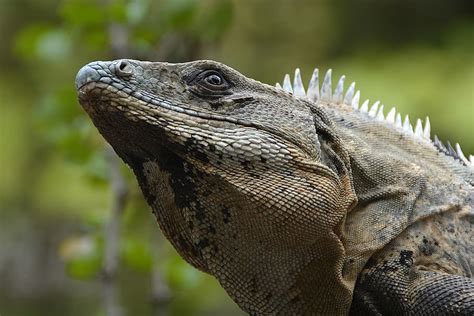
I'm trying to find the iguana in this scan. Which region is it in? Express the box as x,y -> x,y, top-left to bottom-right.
75,59 -> 473,315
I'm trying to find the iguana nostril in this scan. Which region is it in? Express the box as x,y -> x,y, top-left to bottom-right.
116,60 -> 133,77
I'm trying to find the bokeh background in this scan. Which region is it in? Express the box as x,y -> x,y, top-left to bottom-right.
0,0 -> 473,315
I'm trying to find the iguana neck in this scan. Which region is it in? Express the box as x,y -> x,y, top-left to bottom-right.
124,144 -> 354,315
330,114 -> 472,285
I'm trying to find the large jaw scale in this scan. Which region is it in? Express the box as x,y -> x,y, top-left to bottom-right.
275,68 -> 473,169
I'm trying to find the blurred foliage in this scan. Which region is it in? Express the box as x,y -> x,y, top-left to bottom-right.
0,0 -> 472,315
60,234 -> 103,279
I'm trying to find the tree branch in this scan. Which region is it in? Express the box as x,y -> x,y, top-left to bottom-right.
102,144 -> 128,316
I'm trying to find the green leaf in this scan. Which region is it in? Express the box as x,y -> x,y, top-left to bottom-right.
164,255 -> 201,289
121,237 -> 153,273
108,0 -> 128,23
13,24 -> 52,60
82,149 -> 109,184
34,86 -> 101,163
84,29 -> 109,50
195,0 -> 233,40
59,0 -> 106,27
161,0 -> 198,29
36,86 -> 81,125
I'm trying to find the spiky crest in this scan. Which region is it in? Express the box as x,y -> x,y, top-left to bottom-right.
276,68 -> 473,168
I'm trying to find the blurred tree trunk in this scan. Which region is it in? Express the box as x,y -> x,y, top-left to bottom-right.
102,20 -> 130,316
103,145 -> 128,316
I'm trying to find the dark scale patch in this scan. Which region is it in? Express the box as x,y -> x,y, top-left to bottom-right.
381,260 -> 399,273
240,160 -> 254,170
208,224 -> 216,235
120,153 -> 159,208
289,295 -> 301,304
419,236 -> 437,256
364,256 -> 378,269
128,147 -> 210,248
184,138 -> 209,163
248,277 -> 258,294
221,206 -> 231,224
201,188 -> 212,196
447,224 -> 455,233
248,171 -> 262,179
151,148 -> 210,226
177,235 -> 188,250
264,292 -> 273,302
195,150 -> 209,163
176,234 -> 199,258
209,103 -> 220,111
196,238 -> 210,250
399,250 -> 414,267
193,200 -> 207,222
187,220 -> 194,230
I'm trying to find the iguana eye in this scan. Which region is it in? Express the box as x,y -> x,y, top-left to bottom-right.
187,69 -> 232,97
205,73 -> 223,86
200,70 -> 227,88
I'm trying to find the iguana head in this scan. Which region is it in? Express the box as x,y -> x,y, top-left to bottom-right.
76,59 -> 324,159
76,59 -> 356,314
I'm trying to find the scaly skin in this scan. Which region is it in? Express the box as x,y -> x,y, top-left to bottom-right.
76,59 -> 473,315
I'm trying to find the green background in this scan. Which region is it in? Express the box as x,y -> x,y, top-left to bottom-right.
0,0 -> 472,315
